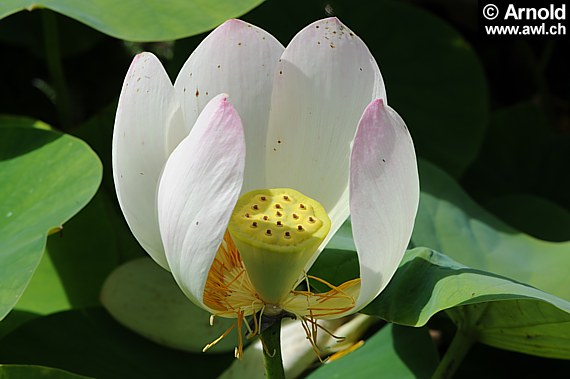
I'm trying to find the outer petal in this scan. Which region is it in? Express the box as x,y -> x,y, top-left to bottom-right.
112,52 -> 183,269
350,99 -> 419,311
174,19 -> 284,192
265,17 -> 386,251
158,94 -> 245,309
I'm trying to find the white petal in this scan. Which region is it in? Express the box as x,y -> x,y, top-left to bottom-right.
174,19 -> 284,192
112,52 -> 183,269
350,100 -> 419,311
265,17 -> 386,246
158,94 -> 245,308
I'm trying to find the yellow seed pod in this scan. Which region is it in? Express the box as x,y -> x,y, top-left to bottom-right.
228,188 -> 331,305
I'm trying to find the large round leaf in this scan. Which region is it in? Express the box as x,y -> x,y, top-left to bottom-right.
307,324 -> 439,379
484,193 -> 570,242
366,248 -> 570,359
101,258 -> 238,353
0,308 -> 233,379
0,125 -> 102,320
15,192 -> 121,315
0,0 -> 264,41
414,160 -> 570,301
312,246 -> 570,359
0,365 -> 90,379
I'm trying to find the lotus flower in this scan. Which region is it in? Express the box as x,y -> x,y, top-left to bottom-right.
113,17 -> 419,357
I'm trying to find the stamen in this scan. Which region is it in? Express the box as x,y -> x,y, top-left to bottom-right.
260,335 -> 276,357
203,321 -> 237,353
327,341 -> 365,362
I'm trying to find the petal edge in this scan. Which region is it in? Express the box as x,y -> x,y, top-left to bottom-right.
158,94 -> 246,309
350,99 -> 419,311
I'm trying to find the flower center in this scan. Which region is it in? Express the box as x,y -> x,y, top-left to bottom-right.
228,188 -> 331,305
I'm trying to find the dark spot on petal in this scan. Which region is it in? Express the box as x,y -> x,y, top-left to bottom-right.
195,89 -> 199,97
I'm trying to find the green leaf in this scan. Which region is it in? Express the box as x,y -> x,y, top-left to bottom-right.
364,248 -> 570,359
12,252 -> 69,314
484,193 -> 570,242
464,102 -> 570,209
413,160 -> 570,301
308,324 -> 439,379
15,191 -> 121,315
101,258 -> 239,353
0,115 -> 51,130
0,310 -> 37,340
0,365 -> 91,379
0,126 -> 102,320
0,308 -> 233,379
0,1 -> 264,41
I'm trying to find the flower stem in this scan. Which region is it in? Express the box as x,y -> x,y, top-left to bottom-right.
261,318 -> 285,379
431,328 -> 475,379
42,10 -> 72,130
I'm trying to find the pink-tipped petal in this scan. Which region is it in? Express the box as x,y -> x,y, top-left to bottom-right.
174,19 -> 284,192
350,99 -> 419,311
157,94 -> 245,309
112,52 -> 183,269
265,18 -> 387,252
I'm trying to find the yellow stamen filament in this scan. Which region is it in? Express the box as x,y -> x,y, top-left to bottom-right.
326,340 -> 365,363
